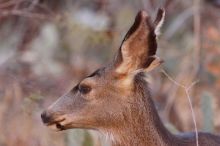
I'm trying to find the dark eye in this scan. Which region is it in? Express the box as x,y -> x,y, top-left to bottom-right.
78,84 -> 91,94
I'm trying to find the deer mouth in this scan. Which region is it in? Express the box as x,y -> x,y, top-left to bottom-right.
41,110 -> 68,131
48,117 -> 92,131
41,111 -> 90,131
46,119 -> 66,131
45,118 -> 67,131
46,116 -> 80,131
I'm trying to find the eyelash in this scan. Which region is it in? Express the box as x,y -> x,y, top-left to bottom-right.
78,85 -> 91,94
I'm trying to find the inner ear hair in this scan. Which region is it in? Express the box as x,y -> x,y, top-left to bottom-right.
143,56 -> 164,72
154,8 -> 165,36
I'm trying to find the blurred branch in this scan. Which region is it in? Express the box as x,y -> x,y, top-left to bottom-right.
0,0 -> 25,9
27,0 -> 39,11
141,0 -> 153,14
0,9 -> 48,19
193,0 -> 201,76
0,0 -> 55,20
165,0 -> 174,8
161,69 -> 199,146
201,92 -> 214,132
164,7 -> 193,39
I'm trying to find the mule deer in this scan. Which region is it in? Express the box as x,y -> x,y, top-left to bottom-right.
41,9 -> 220,146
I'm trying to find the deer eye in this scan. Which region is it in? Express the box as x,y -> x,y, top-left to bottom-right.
78,84 -> 91,94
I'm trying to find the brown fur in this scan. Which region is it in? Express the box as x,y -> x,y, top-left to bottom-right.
41,9 -> 220,146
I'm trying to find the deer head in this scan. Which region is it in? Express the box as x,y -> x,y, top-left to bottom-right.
41,9 -> 165,134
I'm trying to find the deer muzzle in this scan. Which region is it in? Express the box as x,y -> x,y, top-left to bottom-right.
41,110 -> 66,131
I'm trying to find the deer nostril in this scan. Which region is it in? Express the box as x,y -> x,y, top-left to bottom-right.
41,111 -> 52,124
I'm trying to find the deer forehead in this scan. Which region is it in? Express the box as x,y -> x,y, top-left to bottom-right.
78,68 -> 142,99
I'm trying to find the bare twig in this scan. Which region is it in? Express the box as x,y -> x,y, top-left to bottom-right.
161,69 -> 199,146
163,59 -> 189,116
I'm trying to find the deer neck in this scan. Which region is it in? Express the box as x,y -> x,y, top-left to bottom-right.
108,74 -> 176,146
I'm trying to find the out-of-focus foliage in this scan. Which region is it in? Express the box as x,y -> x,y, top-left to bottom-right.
0,0 -> 220,146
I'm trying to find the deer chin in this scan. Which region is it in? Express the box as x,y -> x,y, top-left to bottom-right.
47,123 -> 64,131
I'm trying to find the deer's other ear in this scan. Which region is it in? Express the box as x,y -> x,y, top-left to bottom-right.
113,10 -> 157,74
154,8 -> 165,37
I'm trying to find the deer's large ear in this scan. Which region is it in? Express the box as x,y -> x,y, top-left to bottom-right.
113,9 -> 165,74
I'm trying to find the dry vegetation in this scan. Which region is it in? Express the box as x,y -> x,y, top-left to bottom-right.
0,0 -> 220,146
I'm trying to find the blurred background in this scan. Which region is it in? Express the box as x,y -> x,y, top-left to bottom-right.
0,0 -> 220,146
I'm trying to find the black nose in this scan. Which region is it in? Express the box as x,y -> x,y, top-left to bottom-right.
41,111 -> 52,124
